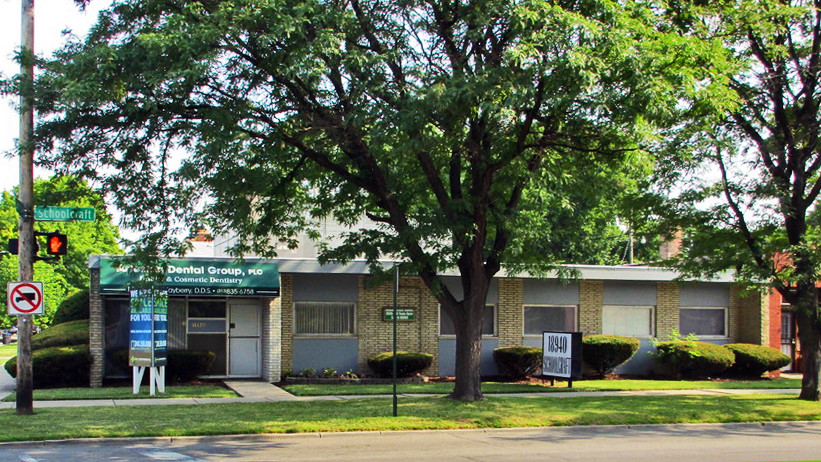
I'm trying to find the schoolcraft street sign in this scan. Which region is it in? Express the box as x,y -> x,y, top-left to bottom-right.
7,281 -> 44,315
34,206 -> 96,222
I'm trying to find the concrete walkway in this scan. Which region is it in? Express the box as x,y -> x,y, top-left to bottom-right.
0,370 -> 803,409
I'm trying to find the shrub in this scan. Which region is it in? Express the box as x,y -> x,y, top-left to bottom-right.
582,335 -> 640,378
367,351 -> 433,378
31,319 -> 89,350
493,346 -> 542,379
725,343 -> 791,378
165,350 -> 216,383
5,344 -> 91,388
51,289 -> 90,325
653,341 -> 735,378
112,349 -> 216,383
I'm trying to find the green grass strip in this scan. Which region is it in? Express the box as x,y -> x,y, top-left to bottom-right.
0,394 -> 817,442
283,378 -> 802,396
0,343 -> 17,362
2,385 -> 237,402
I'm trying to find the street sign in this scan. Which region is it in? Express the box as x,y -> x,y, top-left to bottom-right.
34,206 -> 95,222
7,282 -> 44,315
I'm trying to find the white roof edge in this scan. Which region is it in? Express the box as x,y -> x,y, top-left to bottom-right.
273,259 -> 736,283
89,255 -> 735,283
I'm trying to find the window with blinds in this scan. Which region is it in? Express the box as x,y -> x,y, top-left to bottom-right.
295,302 -> 355,335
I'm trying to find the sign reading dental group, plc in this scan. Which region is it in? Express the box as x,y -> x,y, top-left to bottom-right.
99,257 -> 279,296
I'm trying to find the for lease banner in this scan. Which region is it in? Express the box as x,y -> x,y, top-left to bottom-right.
129,289 -> 168,367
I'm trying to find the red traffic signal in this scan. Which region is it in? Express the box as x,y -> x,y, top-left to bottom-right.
46,233 -> 68,255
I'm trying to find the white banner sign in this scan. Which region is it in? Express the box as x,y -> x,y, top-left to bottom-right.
542,332 -> 574,378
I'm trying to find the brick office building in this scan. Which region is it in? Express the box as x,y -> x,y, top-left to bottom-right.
88,255 -> 770,386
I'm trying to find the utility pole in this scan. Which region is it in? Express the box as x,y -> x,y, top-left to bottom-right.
16,0 -> 36,415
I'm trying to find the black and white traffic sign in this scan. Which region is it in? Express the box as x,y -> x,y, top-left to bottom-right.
7,282 -> 44,315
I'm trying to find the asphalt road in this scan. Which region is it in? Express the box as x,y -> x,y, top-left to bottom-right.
1,421 -> 820,461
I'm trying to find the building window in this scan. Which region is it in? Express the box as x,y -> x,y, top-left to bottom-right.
440,305 -> 496,336
295,302 -> 355,335
524,305 -> 577,335
679,307 -> 727,337
603,305 -> 654,337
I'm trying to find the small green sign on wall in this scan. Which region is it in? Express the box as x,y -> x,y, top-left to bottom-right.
383,307 -> 416,322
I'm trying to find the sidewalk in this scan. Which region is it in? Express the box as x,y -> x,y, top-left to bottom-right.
0,369 -> 803,409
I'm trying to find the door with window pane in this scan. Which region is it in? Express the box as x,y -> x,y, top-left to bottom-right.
781,310 -> 796,371
229,302 -> 261,377
187,300 -> 227,375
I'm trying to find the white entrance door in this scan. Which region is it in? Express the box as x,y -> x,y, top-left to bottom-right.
228,302 -> 261,377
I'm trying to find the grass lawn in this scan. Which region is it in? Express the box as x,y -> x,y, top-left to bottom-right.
0,343 -> 16,363
0,393 -> 817,442
282,378 -> 803,396
1,384 -> 237,402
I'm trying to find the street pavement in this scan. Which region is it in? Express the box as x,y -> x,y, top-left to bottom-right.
1,421 -> 821,461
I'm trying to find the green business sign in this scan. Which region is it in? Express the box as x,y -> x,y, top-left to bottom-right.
99,257 -> 279,296
34,206 -> 96,222
382,307 -> 416,322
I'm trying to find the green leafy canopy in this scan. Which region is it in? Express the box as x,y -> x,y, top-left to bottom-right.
31,0 -> 722,275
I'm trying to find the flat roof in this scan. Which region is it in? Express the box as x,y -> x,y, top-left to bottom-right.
90,255 -> 734,283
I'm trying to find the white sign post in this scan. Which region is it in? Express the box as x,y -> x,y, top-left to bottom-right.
7,282 -> 44,316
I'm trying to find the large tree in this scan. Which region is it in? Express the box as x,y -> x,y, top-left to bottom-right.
656,0 -> 821,401
0,176 -> 121,327
31,0 -> 715,400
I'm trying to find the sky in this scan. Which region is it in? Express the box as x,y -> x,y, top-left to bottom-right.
0,0 -> 112,193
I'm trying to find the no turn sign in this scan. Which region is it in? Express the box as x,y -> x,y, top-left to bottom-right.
8,282 -> 44,315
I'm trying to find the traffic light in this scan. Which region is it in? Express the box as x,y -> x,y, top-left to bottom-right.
7,238 -> 39,256
45,233 -> 67,255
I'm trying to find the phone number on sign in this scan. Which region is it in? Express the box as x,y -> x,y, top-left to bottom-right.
165,287 -> 257,296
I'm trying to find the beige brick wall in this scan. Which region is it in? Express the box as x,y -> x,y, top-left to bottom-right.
280,274 -> 294,373
89,268 -> 104,388
261,297 -> 282,382
419,283 -> 441,374
579,281 -> 603,335
357,276 -> 431,375
497,278 -> 524,347
656,282 -> 680,340
730,286 -> 769,345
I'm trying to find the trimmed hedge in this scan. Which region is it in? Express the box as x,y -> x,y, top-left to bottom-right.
51,289 -> 90,325
653,341 -> 735,378
367,351 -> 433,378
166,350 -> 217,383
493,346 -> 542,379
4,344 -> 91,388
31,319 -> 89,350
112,349 -> 217,383
582,335 -> 640,378
725,343 -> 791,378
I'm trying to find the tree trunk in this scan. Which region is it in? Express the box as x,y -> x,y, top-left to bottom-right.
448,295 -> 487,401
795,293 -> 821,401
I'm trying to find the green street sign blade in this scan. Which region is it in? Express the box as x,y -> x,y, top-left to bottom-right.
34,206 -> 96,222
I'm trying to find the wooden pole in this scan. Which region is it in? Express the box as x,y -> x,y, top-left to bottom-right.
16,0 -> 36,415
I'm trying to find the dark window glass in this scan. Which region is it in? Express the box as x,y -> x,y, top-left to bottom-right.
680,308 -> 726,336
524,306 -> 576,335
104,298 -> 131,378
188,300 -> 225,318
